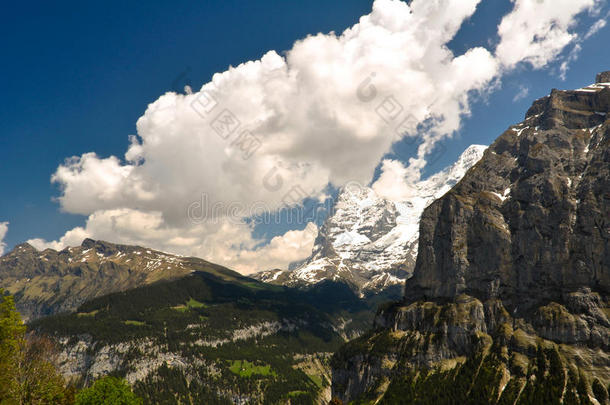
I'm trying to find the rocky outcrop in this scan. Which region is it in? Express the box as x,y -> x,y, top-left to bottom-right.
332,73 -> 610,403
597,71 -> 610,84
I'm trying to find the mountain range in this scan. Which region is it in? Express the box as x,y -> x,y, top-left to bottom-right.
0,238 -> 241,321
0,239 -> 398,402
0,143 -> 487,322
1,72 -> 608,404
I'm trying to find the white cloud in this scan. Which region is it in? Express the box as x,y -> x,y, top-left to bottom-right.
202,222 -> 319,274
560,6 -> 608,80
495,0 -> 600,69
559,10 -> 608,79
53,0 -> 498,221
372,159 -> 416,201
33,0 -> 600,273
585,17 -> 607,39
0,222 -> 8,256
559,44 -> 583,80
513,85 -> 530,102
29,209 -> 316,274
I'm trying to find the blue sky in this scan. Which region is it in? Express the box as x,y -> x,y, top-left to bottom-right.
0,0 -> 371,247
0,0 -> 608,271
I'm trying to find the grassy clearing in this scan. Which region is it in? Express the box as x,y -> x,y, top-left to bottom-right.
229,360 -> 276,378
124,320 -> 146,326
287,391 -> 308,397
187,298 -> 206,308
241,281 -> 267,290
77,310 -> 99,317
308,374 -> 323,388
172,297 -> 207,312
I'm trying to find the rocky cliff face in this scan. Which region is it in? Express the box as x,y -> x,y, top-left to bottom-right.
0,238 -> 241,320
255,145 -> 486,294
332,73 -> 610,403
408,76 -> 609,306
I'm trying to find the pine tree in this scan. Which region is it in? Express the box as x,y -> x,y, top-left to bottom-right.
0,289 -> 25,400
0,289 -> 73,404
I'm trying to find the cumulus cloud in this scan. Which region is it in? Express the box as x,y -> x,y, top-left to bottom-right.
29,209 -> 316,273
0,222 -> 8,256
495,0 -> 599,69
53,0 -> 496,220
202,222 -> 319,273
32,0 -> 601,273
371,159 -> 415,201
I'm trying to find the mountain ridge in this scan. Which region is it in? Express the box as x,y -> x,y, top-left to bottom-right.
0,238 -> 243,321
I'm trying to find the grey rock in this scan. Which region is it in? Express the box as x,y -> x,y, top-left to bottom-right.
597,71 -> 610,84
406,80 -> 610,306
332,73 -> 610,403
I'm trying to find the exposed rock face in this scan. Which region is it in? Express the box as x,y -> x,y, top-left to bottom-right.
596,70 -> 610,84
331,74 -> 610,403
0,239 -> 240,320
254,145 -> 486,293
407,81 -> 609,306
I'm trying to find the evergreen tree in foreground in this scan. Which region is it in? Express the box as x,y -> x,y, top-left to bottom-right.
0,289 -> 74,404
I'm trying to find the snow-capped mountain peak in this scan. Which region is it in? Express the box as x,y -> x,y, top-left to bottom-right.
253,145 -> 487,292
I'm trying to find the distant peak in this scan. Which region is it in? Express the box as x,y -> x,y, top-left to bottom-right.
595,71 -> 610,84
448,145 -> 487,174
81,238 -> 97,249
80,238 -> 125,257
11,243 -> 37,254
463,144 -> 487,153
338,182 -> 376,202
459,144 -> 487,159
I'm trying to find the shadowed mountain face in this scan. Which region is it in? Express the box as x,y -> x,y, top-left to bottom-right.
0,238 -> 242,321
29,273 -> 376,403
22,254 -> 401,403
332,73 -> 610,403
